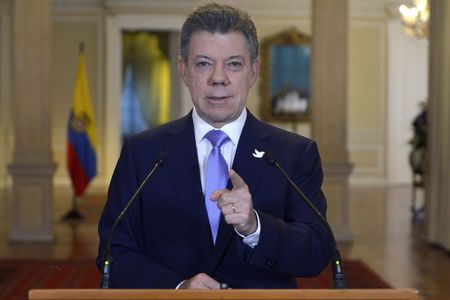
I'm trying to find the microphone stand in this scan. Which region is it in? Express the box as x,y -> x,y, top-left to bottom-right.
267,155 -> 346,289
100,156 -> 164,288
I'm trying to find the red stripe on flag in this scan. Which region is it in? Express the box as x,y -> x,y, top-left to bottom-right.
67,142 -> 90,196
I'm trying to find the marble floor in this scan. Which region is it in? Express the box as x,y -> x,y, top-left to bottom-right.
0,185 -> 449,299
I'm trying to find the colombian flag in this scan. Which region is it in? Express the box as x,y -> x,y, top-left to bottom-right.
67,45 -> 97,197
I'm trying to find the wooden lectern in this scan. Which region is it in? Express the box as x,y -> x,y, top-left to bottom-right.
29,288 -> 418,300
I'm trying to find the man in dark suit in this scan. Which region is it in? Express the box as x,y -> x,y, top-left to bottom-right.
97,2 -> 332,289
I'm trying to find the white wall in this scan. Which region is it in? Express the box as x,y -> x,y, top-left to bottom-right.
387,20 -> 428,185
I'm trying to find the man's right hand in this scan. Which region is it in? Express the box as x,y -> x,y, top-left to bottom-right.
178,273 -> 220,289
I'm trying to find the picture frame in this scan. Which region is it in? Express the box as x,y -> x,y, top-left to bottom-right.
260,27 -> 312,122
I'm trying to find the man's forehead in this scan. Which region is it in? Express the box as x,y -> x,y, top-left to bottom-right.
188,31 -> 250,58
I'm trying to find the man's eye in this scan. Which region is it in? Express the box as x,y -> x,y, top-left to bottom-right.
227,61 -> 243,70
196,61 -> 211,69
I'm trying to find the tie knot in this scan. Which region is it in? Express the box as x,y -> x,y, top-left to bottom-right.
204,130 -> 230,148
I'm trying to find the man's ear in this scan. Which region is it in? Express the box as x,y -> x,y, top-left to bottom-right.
249,58 -> 260,87
178,56 -> 189,86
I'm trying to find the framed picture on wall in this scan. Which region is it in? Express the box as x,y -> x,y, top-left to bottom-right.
260,27 -> 311,122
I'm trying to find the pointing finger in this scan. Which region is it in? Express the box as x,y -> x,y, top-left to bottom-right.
210,189 -> 228,201
229,169 -> 246,189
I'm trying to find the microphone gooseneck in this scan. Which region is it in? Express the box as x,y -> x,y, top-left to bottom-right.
100,152 -> 166,289
265,152 -> 346,289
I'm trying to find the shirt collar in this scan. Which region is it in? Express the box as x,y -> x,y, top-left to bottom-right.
192,107 -> 247,146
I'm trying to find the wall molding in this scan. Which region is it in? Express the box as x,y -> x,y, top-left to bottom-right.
347,18 -> 388,185
349,144 -> 385,172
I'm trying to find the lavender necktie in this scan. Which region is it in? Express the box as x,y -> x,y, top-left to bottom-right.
204,130 -> 230,244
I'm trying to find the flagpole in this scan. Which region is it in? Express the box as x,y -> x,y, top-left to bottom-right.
79,41 -> 84,54
63,194 -> 84,220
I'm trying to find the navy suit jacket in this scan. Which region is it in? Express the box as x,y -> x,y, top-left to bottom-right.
97,110 -> 331,288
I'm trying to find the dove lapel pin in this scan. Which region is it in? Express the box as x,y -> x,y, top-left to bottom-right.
252,149 -> 265,158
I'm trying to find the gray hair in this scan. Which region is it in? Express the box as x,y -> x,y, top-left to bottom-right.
180,2 -> 258,63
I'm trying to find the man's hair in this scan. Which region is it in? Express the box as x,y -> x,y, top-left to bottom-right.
180,2 -> 258,63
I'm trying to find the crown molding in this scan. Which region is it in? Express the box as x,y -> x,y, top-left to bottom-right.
104,0 -> 194,14
218,0 -> 311,18
53,0 -> 103,15
51,0 -> 411,19
102,0 -> 310,16
104,0 -> 408,18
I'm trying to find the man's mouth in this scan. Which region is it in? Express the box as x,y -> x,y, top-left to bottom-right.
206,96 -> 231,101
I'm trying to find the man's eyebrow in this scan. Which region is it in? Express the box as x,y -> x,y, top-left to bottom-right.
194,55 -> 212,60
226,55 -> 244,61
193,55 -> 244,61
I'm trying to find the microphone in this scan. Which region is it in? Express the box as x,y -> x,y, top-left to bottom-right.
100,152 -> 166,289
264,152 -> 346,289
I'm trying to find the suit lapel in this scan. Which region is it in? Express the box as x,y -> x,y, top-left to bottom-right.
165,113 -> 214,263
231,113 -> 271,197
212,112 -> 271,270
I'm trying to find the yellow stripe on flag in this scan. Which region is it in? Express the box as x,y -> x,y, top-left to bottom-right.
72,51 -> 97,150
158,59 -> 170,124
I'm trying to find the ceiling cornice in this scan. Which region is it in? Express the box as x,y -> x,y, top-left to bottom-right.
52,0 -> 410,19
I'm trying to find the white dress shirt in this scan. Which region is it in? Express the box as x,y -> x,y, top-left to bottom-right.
192,107 -> 260,248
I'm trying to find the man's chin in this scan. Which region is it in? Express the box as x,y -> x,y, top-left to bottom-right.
204,113 -> 237,128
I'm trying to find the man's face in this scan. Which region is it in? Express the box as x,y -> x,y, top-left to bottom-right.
178,31 -> 259,128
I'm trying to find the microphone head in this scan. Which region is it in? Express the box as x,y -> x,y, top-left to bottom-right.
264,151 -> 278,166
155,152 -> 167,165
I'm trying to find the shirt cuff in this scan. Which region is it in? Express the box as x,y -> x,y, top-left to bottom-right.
175,280 -> 185,289
235,209 -> 261,248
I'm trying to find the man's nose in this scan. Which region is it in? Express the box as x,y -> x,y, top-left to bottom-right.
209,64 -> 230,86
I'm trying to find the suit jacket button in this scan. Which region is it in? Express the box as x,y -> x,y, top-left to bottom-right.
265,259 -> 275,267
